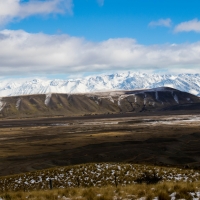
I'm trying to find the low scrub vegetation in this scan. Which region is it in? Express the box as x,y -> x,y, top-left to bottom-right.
0,163 -> 200,199
1,163 -> 199,192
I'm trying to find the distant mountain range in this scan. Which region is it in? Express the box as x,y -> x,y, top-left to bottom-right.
0,72 -> 200,97
0,87 -> 200,118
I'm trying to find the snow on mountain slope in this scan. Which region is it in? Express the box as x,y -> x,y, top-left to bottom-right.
0,72 -> 200,97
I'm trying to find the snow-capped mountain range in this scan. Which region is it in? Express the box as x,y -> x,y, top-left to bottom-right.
1,72 -> 200,97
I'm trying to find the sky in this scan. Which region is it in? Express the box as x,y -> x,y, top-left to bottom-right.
1,0 -> 200,80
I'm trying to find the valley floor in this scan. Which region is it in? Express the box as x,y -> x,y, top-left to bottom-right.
0,112 -> 200,176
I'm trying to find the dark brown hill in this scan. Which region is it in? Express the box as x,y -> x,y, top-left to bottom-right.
0,87 -> 200,118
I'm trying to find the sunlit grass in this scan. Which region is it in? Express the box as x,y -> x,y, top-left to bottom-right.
1,182 -> 200,200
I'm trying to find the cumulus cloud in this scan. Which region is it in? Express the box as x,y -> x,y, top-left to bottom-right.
174,18 -> 200,33
148,18 -> 172,27
0,0 -> 73,25
0,29 -> 200,75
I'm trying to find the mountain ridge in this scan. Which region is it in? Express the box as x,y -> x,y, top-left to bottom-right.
0,87 -> 200,118
0,72 -> 200,97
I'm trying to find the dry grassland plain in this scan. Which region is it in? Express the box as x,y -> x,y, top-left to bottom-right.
0,112 -> 200,177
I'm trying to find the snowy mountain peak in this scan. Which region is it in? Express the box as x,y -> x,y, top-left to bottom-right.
0,72 -> 200,97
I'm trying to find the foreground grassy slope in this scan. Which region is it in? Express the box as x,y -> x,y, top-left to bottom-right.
0,87 -> 200,118
0,163 -> 200,200
1,163 -> 200,192
1,182 -> 200,200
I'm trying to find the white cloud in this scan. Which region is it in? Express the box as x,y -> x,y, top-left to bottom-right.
0,0 -> 73,25
0,29 -> 200,76
97,0 -> 104,6
149,18 -> 172,27
174,18 -> 200,33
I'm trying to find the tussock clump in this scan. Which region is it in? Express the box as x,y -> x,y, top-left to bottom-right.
135,170 -> 162,184
157,191 -> 170,200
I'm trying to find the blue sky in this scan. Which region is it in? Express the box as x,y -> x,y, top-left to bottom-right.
1,0 -> 200,79
8,0 -> 200,44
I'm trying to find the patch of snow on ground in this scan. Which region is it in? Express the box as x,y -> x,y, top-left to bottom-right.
16,98 -> 21,110
118,96 -> 122,106
45,93 -> 52,106
143,115 -> 200,126
155,91 -> 159,101
104,122 -> 118,125
0,98 -> 6,112
189,89 -> 199,95
118,94 -> 133,106
173,94 -> 179,104
108,96 -> 114,103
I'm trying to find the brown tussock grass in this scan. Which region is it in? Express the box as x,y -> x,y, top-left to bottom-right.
0,181 -> 200,200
